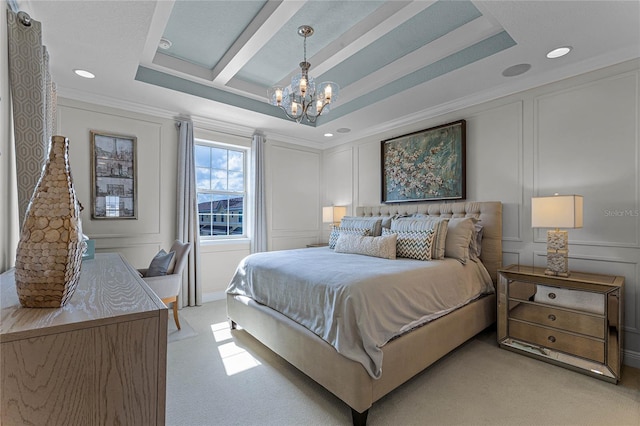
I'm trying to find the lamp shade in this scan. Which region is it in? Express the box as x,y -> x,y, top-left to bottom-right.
322,206 -> 346,224
531,195 -> 583,229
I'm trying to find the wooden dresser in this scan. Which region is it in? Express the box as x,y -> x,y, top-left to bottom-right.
497,264 -> 624,383
1,253 -> 168,425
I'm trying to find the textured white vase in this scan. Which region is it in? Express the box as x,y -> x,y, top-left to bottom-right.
14,135 -> 84,307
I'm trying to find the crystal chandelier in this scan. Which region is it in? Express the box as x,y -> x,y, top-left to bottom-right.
267,25 -> 339,124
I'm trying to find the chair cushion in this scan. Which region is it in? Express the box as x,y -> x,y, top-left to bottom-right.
145,249 -> 175,277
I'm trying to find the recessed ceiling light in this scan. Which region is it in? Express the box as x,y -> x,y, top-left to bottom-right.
324,133 -> 334,137
74,69 -> 95,79
546,46 -> 572,59
158,38 -> 172,50
502,63 -> 531,77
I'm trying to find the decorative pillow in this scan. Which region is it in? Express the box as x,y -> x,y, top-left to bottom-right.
145,249 -> 175,277
444,217 -> 476,264
382,228 -> 435,261
339,217 -> 384,236
328,226 -> 370,249
470,222 -> 484,258
390,217 -> 449,259
334,233 -> 397,260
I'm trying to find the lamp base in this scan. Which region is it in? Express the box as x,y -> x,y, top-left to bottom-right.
546,229 -> 570,277
544,268 -> 570,278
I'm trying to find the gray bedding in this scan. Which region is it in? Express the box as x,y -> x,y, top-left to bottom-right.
226,247 -> 493,378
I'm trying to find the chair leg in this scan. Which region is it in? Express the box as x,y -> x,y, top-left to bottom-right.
161,296 -> 181,330
173,295 -> 181,330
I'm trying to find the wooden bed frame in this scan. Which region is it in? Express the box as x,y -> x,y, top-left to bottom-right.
227,201 -> 502,425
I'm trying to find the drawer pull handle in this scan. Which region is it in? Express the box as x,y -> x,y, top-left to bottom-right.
548,314 -> 556,321
548,293 -> 557,300
548,336 -> 556,343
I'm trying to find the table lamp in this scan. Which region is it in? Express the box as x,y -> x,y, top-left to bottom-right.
531,194 -> 583,277
322,206 -> 346,229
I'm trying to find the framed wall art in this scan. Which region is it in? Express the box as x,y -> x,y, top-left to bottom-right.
381,120 -> 466,203
90,131 -> 137,219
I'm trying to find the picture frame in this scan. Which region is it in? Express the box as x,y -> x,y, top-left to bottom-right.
381,120 -> 466,203
90,130 -> 137,219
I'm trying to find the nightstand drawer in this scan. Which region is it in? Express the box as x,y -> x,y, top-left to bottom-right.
509,320 -> 605,363
509,303 -> 604,338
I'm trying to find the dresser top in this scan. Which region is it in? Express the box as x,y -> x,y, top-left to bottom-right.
1,253 -> 166,342
499,264 -> 624,290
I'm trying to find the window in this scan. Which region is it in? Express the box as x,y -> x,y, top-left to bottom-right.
195,140 -> 248,239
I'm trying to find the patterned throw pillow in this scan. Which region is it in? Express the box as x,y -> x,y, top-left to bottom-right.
340,217 -> 384,236
334,233 -> 397,260
390,217 -> 449,259
382,228 -> 435,261
328,226 -> 370,249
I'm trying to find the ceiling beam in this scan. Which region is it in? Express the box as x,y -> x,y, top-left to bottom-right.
212,0 -> 306,85
140,0 -> 176,63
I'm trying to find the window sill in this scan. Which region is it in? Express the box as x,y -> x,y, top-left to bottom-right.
199,238 -> 251,253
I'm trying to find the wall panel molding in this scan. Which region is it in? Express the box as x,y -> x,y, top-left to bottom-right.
269,145 -> 321,232
533,71 -> 640,249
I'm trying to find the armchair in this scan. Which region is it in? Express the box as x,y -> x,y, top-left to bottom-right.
139,240 -> 191,330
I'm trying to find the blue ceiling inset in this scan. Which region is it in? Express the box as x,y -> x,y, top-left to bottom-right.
237,1 -> 386,87
317,0 -> 482,89
161,1 -> 268,69
320,31 -> 516,125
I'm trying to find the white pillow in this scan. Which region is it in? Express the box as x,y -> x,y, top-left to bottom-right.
328,226 -> 370,249
334,233 -> 397,259
444,217 -> 476,264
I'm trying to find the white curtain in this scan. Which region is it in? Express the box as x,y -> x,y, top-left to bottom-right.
176,119 -> 201,307
7,10 -> 56,227
251,132 -> 267,253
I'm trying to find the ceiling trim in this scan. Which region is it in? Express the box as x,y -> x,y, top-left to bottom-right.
135,65 -> 316,126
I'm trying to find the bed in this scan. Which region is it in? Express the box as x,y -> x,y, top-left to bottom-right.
226,201 -> 502,425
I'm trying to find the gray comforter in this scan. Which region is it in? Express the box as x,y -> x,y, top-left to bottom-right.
226,247 -> 493,378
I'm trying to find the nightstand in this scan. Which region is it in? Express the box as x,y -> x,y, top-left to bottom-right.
306,243 -> 328,248
497,264 -> 624,383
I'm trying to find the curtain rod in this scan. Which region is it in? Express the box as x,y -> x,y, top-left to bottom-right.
7,0 -> 32,26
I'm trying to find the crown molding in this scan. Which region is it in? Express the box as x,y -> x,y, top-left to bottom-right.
56,86 -> 326,149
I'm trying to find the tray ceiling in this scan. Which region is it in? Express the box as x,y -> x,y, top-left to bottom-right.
18,0 -> 640,147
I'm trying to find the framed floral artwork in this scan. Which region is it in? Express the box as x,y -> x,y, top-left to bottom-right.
90,131 -> 137,219
381,120 -> 466,203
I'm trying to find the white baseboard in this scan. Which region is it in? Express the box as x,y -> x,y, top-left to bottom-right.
202,291 -> 226,304
623,349 -> 640,369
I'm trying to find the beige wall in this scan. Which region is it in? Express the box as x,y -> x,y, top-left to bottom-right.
54,100 -> 322,302
192,127 -> 322,300
322,59 -> 640,367
57,98 -> 176,267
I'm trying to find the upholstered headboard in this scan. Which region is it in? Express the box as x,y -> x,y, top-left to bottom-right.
355,201 -> 503,283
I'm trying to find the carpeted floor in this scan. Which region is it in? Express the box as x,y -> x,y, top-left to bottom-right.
166,300 -> 640,426
167,314 -> 198,344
